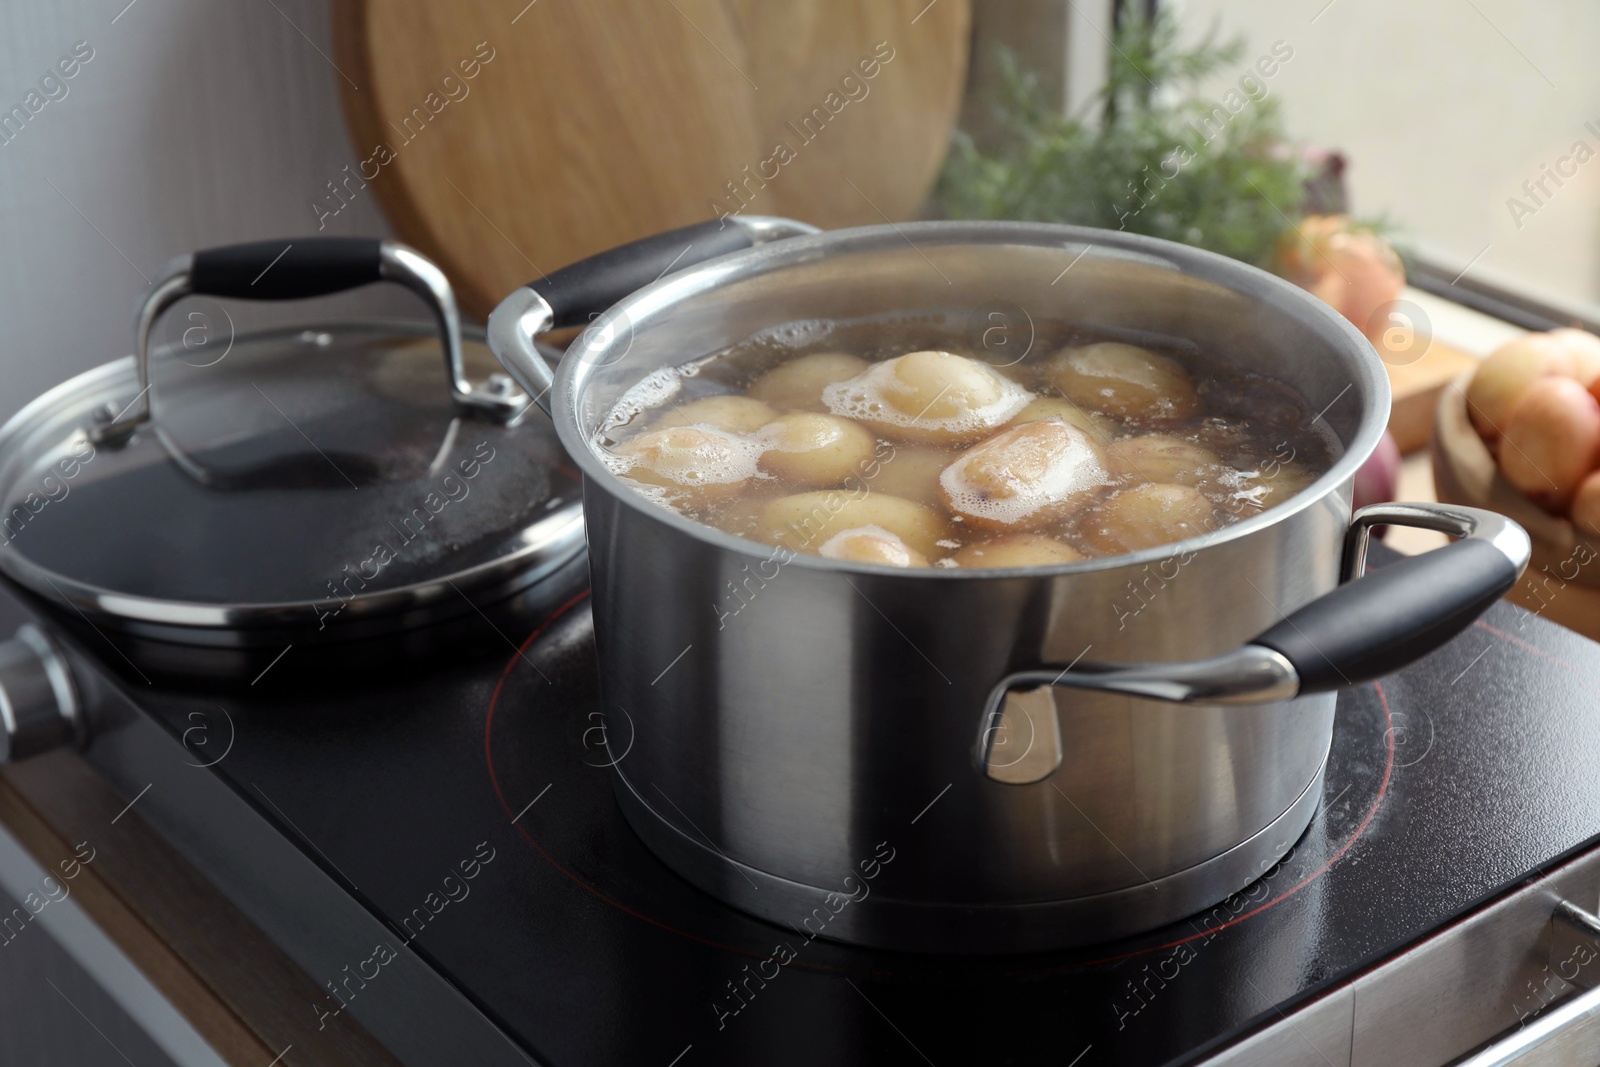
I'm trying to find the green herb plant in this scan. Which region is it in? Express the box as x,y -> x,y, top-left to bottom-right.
937,12 -> 1307,270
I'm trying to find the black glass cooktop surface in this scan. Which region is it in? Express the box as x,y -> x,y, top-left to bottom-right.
19,547 -> 1600,1067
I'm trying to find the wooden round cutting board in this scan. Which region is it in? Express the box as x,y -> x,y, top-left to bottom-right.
332,0 -> 971,318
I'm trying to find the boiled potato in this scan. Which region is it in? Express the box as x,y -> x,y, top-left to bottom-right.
1193,415 -> 1255,457
1080,483 -> 1218,555
1572,471 -> 1600,536
939,418 -> 1108,531
951,534 -> 1083,568
654,395 -> 778,433
757,413 -> 876,487
1046,343 -> 1198,423
704,491 -> 777,542
866,445 -> 959,507
610,425 -> 759,501
818,525 -> 930,568
822,350 -> 1031,444
747,352 -> 869,412
1007,396 -> 1117,443
1105,434 -> 1220,486
759,491 -> 948,557
1500,376 -> 1600,508
1225,462 -> 1318,516
873,352 -> 1007,419
1465,334 -> 1574,440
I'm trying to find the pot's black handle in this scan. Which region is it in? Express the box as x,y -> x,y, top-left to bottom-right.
529,221 -> 758,330
978,503 -> 1531,768
92,238 -> 523,446
1254,534 -> 1520,693
189,238 -> 383,301
487,216 -> 819,415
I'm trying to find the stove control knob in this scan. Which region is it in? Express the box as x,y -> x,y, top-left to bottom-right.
0,625 -> 80,763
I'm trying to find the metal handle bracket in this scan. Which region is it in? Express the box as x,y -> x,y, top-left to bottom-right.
0,625 -> 80,763
486,215 -> 820,418
979,501 -> 1531,782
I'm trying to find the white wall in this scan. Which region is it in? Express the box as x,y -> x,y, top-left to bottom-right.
1174,0 -> 1600,309
0,0 -> 410,424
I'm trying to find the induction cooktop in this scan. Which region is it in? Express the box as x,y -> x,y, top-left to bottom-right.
7,544 -> 1600,1066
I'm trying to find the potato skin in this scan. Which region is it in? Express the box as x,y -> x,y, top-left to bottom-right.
817,526 -> 930,568
747,352 -> 869,412
1226,462 -> 1317,516
939,418 -> 1108,531
1105,434 -> 1220,486
654,395 -> 778,433
1006,396 -> 1118,442
866,445 -> 959,507
951,534 -> 1083,568
757,413 -> 876,487
1080,483 -> 1219,556
1499,376 -> 1600,509
822,351 -> 1032,444
758,491 -> 949,557
611,426 -> 759,502
1045,343 -> 1198,423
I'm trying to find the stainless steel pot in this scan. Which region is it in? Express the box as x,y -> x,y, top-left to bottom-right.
489,217 -> 1530,953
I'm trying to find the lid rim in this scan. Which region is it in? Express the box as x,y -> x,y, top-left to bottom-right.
0,508 -> 584,634
0,322 -> 586,641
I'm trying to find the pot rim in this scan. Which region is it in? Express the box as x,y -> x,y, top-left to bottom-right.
553,220 -> 1389,579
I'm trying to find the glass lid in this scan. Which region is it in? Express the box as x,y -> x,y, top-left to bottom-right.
0,323 -> 583,634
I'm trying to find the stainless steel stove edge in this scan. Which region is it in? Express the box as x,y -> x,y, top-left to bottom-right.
64,647 -> 543,1067
1198,839 -> 1600,1067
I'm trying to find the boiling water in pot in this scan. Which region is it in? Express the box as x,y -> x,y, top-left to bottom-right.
593,315 -> 1339,567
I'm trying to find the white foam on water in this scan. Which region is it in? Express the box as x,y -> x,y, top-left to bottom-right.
604,424 -> 765,489
600,365 -> 690,440
755,319 -> 836,348
821,353 -> 1032,440
939,419 -> 1109,527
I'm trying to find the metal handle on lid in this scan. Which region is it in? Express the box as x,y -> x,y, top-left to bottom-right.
0,625 -> 80,763
92,238 -> 526,446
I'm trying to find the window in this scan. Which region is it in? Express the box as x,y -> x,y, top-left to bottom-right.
1169,0 -> 1600,325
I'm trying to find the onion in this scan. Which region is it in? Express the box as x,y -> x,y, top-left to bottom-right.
1573,471 -> 1600,537
1274,216 -> 1405,343
1464,333 -> 1574,441
1499,377 -> 1600,511
1552,328 -> 1600,388
1352,430 -> 1400,512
